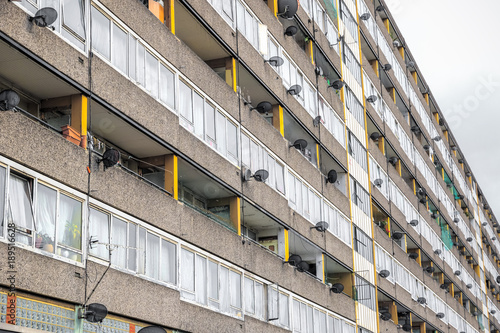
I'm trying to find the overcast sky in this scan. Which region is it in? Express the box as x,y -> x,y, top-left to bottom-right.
384,0 -> 500,219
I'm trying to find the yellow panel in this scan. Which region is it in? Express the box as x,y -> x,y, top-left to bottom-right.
268,0 -> 277,17
284,229 -> 289,261
229,197 -> 241,235
164,154 -> 178,199
148,0 -> 165,23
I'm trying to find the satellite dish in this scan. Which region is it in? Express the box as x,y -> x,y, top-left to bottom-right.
383,63 -> 392,71
241,168 -> 252,182
408,252 -> 419,260
419,197 -> 427,204
466,237 -> 473,242
436,312 -> 445,319
388,156 -> 398,166
83,303 -> 108,323
370,132 -> 381,141
417,297 -> 426,304
329,79 -> 345,90
373,178 -> 383,188
277,0 -> 299,19
284,254 -> 302,266
466,283 -> 473,289
380,312 -> 391,321
296,261 -> 310,272
454,270 -> 461,276
284,25 -> 298,36
137,327 -> 167,333
424,266 -> 435,274
315,66 -> 324,76
440,283 -> 449,289
379,270 -> 390,278
287,84 -> 302,96
430,212 -> 438,219
290,139 -> 308,150
330,283 -> 344,294
482,222 -> 488,226
313,115 -> 322,127
409,219 -> 418,227
453,217 -> 459,223
402,324 -> 412,332
434,249 -> 441,255
99,148 -> 120,169
310,221 -> 329,232
410,125 -> 420,133
407,61 -> 416,69
366,95 -> 377,103
252,169 -> 269,182
251,101 -> 272,113
0,89 -> 20,111
326,170 -> 337,184
29,7 -> 58,28
392,232 -> 404,240
265,56 -> 284,67
359,12 -> 370,21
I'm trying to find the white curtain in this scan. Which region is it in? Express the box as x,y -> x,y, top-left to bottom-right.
111,217 -> 127,268
195,255 -> 207,305
36,184 -> 57,250
161,239 -> 176,284
89,208 -> 109,260
145,232 -> 159,280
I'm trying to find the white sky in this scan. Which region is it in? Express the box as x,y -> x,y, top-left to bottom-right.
384,0 -> 500,219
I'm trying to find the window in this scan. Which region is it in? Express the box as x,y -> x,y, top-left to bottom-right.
268,287 -> 289,328
112,23 -> 128,74
62,0 -> 86,50
89,207 -> 110,260
159,64 -> 175,109
35,183 -> 56,252
348,131 -> 367,171
244,277 -> 264,319
111,216 -> 127,268
345,87 -> 364,127
350,177 -> 370,216
354,275 -> 376,310
353,226 -> 373,263
9,173 -> 34,246
91,7 -> 110,59
57,193 -> 83,260
145,51 -> 159,99
0,166 -> 6,237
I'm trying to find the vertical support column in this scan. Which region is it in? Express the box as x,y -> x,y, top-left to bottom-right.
423,93 -> 429,105
378,137 -> 385,155
71,94 -> 88,148
316,253 -> 324,282
225,57 -> 237,92
148,0 -> 165,23
272,105 -> 285,137
165,0 -> 175,34
164,154 -> 178,199
434,112 -> 439,124
383,18 -> 389,33
398,47 -> 404,60
443,130 -> 448,142
449,282 -> 455,297
396,160 -> 402,176
389,87 -> 396,103
316,144 -> 320,169
278,228 -> 290,260
369,60 -> 379,77
229,197 -> 241,235
268,0 -> 278,17
412,179 -> 416,195
389,302 -> 398,325
419,322 -> 426,333
306,40 -> 314,65
386,217 -> 391,237
411,71 -> 417,84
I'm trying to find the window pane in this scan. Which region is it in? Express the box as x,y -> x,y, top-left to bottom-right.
241,134 -> 250,168
244,278 -> 254,314
111,217 -> 127,268
89,208 -> 110,260
195,255 -> 207,305
128,223 -> 137,271
160,64 -> 175,109
236,1 -> 245,33
279,293 -> 289,327
137,44 -> 146,86
112,23 -> 128,74
226,120 -> 238,160
57,194 -> 82,252
216,111 -> 227,156
161,239 -> 176,284
128,35 -> 136,80
181,248 -> 195,292
205,102 -> 216,143
276,163 -> 284,193
63,0 -> 85,38
255,282 -> 263,319
193,92 -> 204,139
146,232 -> 160,279
179,81 -> 193,123
208,260 -> 219,302
229,270 -> 241,309
138,227 -> 146,274
145,51 -> 159,99
35,184 -> 56,252
220,266 -> 230,312
9,174 -> 34,245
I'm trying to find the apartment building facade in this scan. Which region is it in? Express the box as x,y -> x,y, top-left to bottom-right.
0,0 -> 499,332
